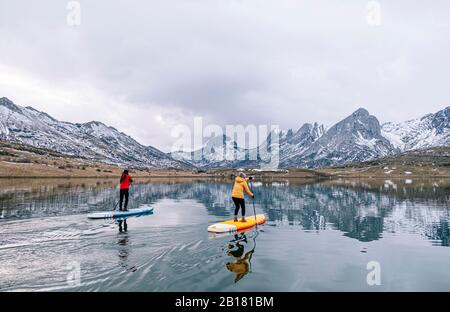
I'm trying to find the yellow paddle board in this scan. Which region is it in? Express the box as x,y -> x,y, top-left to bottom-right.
208,214 -> 265,233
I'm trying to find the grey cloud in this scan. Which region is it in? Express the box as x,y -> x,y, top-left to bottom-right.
1,0 -> 450,150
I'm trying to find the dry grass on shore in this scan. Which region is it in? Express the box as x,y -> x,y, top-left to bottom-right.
1,140 -> 449,179
0,140 -> 213,178
318,147 -> 450,178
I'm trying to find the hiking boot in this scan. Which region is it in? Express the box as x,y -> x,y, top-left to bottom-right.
234,216 -> 238,222
241,217 -> 246,222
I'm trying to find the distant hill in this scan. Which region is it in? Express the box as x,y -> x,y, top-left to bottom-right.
0,97 -> 192,169
318,146 -> 450,178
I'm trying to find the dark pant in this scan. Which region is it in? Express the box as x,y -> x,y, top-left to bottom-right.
232,197 -> 245,217
120,189 -> 129,210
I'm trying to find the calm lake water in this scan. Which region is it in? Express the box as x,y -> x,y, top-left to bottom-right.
0,177 -> 449,291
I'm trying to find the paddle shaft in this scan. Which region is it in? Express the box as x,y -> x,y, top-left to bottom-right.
248,179 -> 258,273
113,199 -> 120,211
250,180 -> 257,229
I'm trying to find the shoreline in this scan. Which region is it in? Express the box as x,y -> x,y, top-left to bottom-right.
0,173 -> 449,179
1,139 -> 448,179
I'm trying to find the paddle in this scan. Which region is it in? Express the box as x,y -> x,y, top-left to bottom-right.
113,182 -> 122,211
113,198 -> 120,211
248,179 -> 258,273
249,179 -> 258,230
248,231 -> 258,273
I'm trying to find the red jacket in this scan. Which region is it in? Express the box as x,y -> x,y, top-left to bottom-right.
120,174 -> 133,190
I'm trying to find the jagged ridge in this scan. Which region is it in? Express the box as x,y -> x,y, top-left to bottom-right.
1,97 -> 448,169
173,107 -> 449,168
0,97 -> 191,169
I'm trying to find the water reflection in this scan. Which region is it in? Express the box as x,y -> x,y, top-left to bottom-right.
344,216 -> 383,242
426,220 -> 450,247
1,177 -> 450,291
117,233 -> 129,264
118,219 -> 128,233
0,178 -> 449,246
226,232 -> 257,283
116,220 -> 139,273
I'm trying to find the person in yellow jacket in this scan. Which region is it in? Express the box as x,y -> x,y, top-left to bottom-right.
231,172 -> 254,222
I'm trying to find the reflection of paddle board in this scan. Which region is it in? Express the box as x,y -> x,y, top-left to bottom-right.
87,206 -> 153,219
208,227 -> 257,239
208,214 -> 265,233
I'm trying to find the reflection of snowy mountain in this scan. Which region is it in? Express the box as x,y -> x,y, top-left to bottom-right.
1,179 -> 449,245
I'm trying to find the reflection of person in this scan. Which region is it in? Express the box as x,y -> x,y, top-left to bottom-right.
226,233 -> 255,283
119,170 -> 133,211
231,172 -> 254,222
117,222 -> 129,268
312,210 -> 325,231
118,219 -> 128,233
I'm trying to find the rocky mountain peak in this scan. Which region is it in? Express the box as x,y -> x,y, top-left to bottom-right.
351,107 -> 370,117
0,97 -> 22,113
330,108 -> 381,139
81,120 -> 117,132
0,97 -> 12,104
431,106 -> 450,134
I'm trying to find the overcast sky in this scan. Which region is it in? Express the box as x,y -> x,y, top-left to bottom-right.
1,0 -> 449,151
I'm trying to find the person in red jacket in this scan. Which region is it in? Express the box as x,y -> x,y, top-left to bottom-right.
119,169 -> 133,211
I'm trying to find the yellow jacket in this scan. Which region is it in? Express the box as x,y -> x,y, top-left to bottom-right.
231,177 -> 254,199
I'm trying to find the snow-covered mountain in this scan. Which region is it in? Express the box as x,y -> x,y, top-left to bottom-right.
0,97 -> 191,169
176,108 -> 399,168
172,134 -> 261,169
1,96 -> 448,169
381,107 -> 450,151
172,107 -> 448,169
172,123 -> 327,169
278,122 -> 326,164
282,108 -> 397,168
